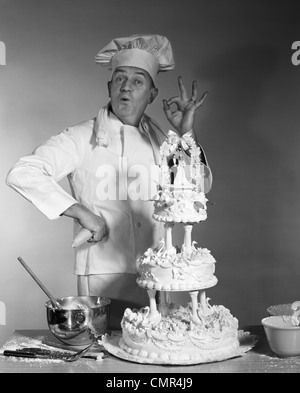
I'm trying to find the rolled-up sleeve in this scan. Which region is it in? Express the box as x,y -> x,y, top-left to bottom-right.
6,128 -> 81,219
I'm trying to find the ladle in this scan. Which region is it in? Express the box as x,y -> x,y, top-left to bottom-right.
17,256 -> 63,310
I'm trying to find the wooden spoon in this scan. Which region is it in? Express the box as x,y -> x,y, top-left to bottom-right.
17,257 -> 63,310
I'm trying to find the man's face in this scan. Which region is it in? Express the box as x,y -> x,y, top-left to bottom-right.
108,66 -> 158,126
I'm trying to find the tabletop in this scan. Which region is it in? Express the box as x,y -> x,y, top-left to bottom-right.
0,326 -> 300,374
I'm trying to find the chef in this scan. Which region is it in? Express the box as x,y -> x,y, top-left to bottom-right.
6,34 -> 212,329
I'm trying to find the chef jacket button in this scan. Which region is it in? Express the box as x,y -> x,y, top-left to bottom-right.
136,222 -> 142,228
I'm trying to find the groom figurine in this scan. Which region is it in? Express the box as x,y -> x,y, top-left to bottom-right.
168,153 -> 179,184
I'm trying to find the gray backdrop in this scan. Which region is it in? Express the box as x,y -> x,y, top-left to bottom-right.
1,0 -> 300,344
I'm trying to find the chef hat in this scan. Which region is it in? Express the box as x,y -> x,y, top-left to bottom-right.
95,34 -> 175,83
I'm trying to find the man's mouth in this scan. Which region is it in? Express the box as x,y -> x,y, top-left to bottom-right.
119,96 -> 131,102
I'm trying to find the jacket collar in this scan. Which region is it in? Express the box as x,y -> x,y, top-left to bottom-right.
93,103 -> 168,164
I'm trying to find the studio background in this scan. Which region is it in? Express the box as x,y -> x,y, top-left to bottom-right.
1,0 -> 300,345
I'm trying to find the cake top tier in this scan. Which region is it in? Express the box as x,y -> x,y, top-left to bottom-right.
151,131 -> 208,223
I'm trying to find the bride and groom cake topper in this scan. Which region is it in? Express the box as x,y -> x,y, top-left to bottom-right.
168,151 -> 190,187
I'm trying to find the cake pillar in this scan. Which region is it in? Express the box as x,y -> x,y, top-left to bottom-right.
184,224 -> 193,253
199,290 -> 210,315
165,222 -> 174,251
200,290 -> 206,307
189,290 -> 201,324
147,289 -> 161,324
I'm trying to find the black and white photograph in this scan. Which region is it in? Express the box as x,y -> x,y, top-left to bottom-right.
1,0 -> 300,375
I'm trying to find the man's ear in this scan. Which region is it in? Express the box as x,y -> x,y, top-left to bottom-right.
107,81 -> 111,98
149,87 -> 158,104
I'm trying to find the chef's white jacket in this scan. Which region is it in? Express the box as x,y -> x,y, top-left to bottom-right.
6,104 -> 212,276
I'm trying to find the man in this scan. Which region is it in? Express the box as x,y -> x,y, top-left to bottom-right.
6,34 -> 212,329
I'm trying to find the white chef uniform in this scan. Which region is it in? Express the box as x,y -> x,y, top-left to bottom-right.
6,103 -> 166,269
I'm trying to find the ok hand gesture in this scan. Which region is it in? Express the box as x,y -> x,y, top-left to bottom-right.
163,76 -> 208,136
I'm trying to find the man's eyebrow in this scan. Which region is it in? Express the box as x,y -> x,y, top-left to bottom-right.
114,69 -> 146,77
133,71 -> 146,77
114,69 -> 125,74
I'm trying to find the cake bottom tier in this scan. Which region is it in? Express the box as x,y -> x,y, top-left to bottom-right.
120,302 -> 239,363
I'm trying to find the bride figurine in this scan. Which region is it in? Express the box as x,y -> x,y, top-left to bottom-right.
174,153 -> 191,187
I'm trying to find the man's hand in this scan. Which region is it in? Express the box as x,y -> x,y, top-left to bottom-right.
62,203 -> 108,244
163,76 -> 208,136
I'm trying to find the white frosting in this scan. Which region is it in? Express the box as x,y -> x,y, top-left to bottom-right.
152,130 -> 208,223
120,302 -> 239,362
119,132 -> 239,363
152,188 -> 207,223
137,240 -> 217,291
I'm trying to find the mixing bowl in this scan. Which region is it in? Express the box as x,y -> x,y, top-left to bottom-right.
262,315 -> 300,357
46,296 -> 110,346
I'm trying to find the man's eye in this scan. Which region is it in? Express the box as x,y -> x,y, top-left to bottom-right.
134,79 -> 143,85
115,76 -> 124,83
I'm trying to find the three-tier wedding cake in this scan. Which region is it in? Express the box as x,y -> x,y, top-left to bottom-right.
118,132 -> 240,364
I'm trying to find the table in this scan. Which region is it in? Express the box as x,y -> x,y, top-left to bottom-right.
0,326 -> 300,373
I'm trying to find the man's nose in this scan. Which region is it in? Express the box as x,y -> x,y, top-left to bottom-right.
121,80 -> 132,91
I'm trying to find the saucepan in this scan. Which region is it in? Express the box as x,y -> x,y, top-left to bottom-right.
46,296 -> 110,346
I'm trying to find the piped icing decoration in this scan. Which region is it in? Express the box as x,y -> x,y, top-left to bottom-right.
136,237 -> 217,291
121,299 -> 239,360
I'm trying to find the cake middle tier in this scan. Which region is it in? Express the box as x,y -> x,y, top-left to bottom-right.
136,241 -> 218,291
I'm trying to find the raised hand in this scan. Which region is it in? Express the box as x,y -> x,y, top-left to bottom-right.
163,76 -> 208,136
